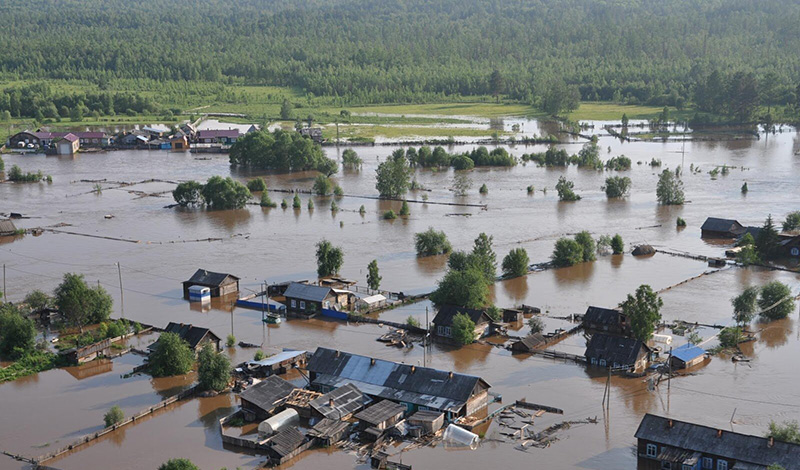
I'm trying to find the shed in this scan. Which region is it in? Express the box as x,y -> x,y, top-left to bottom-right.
431,305 -> 493,341
238,375 -> 296,421
182,268 -> 240,298
355,400 -> 405,431
243,350 -> 307,378
582,306 -> 629,335
282,282 -> 336,315
585,333 -> 651,372
265,426 -> 307,463
56,133 -> 79,155
670,344 -> 707,369
0,219 -> 18,236
356,294 -> 388,311
510,333 -> 547,353
407,410 -> 444,435
701,217 -> 746,238
307,418 -> 350,446
309,383 -> 368,420
502,308 -> 524,323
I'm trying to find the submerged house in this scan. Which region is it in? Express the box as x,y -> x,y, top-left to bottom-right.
239,375 -> 296,421
56,133 -> 80,155
584,333 -> 651,373
182,269 -> 240,299
282,282 -> 337,316
582,306 -> 629,335
148,322 -> 222,354
635,413 -> 800,470
0,219 -> 18,236
669,344 -> 707,370
431,305 -> 493,341
510,333 -> 547,353
306,347 -> 491,419
701,218 -> 746,239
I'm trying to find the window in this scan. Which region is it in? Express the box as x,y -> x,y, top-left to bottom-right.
717,461 -> 727,470
444,326 -> 451,337
646,444 -> 657,458
300,301 -> 306,309
291,299 -> 296,308
661,462 -> 671,470
599,359 -> 607,367
702,457 -> 712,469
591,358 -> 597,365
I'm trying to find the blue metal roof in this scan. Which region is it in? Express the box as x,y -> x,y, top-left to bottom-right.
671,343 -> 705,362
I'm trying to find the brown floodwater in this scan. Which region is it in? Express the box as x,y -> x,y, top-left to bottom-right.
1,123 -> 799,470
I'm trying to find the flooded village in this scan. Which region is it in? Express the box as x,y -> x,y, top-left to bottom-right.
1,111 -> 800,470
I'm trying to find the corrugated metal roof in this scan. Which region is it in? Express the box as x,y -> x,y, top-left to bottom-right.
283,282 -> 333,302
309,383 -> 367,419
355,400 -> 405,426
635,414 -> 800,468
247,350 -> 306,368
671,344 -> 705,362
239,375 -> 295,413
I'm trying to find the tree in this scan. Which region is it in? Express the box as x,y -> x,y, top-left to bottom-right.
342,149 -> 362,169
551,238 -> 584,267
610,234 -> 624,254
451,173 -> 472,196
367,260 -> 381,290
158,459 -> 199,470
260,192 -> 277,208
54,273 -> 113,329
104,405 -> 124,427
430,267 -> 489,309
528,316 -> 544,334
656,169 -> 685,205
737,245 -> 760,266
766,421 -> 800,444
246,177 -> 267,192
0,304 -> 36,359
451,312 -> 477,346
619,284 -> 663,342
414,228 -> 451,256
470,233 -> 497,283
603,176 -> 631,198
489,69 -> 504,102
24,289 -> 52,312
406,316 -> 420,328
718,326 -> 743,348
486,305 -> 502,321
731,286 -> 759,326
375,149 -> 411,198
172,181 -> 204,206
574,231 -> 596,262
280,99 -> 293,120
755,215 -> 781,259
399,201 -> 410,216
292,193 -> 301,209
201,176 -> 251,210
197,343 -> 231,392
541,80 -> 580,115
758,281 -> 795,320
149,332 -> 194,377
312,174 -> 333,195
782,211 -> 800,232
737,232 -> 755,247
556,176 -> 580,201
229,129 -> 333,173
316,239 -> 343,277
69,105 -> 83,122
502,248 -> 530,278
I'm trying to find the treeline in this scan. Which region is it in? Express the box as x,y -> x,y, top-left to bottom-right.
0,0 -> 798,113
404,146 -> 516,169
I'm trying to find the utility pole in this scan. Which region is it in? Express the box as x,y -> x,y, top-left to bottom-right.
117,262 -> 125,320
2,264 -> 5,300
667,346 -> 673,392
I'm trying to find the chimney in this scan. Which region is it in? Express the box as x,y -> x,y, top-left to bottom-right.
370,358 -> 375,366
668,419 -> 673,429
449,371 -> 454,379
335,350 -> 340,358
329,398 -> 335,408
717,429 -> 723,438
769,437 -> 774,448
411,365 -> 416,374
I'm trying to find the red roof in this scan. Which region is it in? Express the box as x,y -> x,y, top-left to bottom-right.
62,133 -> 79,142
33,131 -> 105,139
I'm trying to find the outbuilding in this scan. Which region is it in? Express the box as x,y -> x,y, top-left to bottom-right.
182,268 -> 240,298
149,322 -> 222,353
669,343 -> 707,370
355,400 -> 405,432
701,217 -> 746,238
0,219 -> 18,236
238,375 -> 296,421
582,306 -> 629,335
510,333 -> 547,353
56,133 -> 80,155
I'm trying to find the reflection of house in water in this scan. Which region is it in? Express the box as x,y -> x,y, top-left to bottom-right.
64,358 -> 114,380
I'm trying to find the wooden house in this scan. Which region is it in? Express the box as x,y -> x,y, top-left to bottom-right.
431,305 -> 493,342
182,269 -> 239,298
701,217 -> 746,239
779,235 -> 800,258
238,375 -> 296,421
307,418 -> 350,446
264,427 -> 309,465
282,282 -> 337,316
669,344 -> 707,370
7,131 -> 41,149
635,413 -> 800,470
584,333 -> 651,373
306,347 -> 491,419
355,400 -> 405,432
170,132 -> 189,150
502,308 -> 524,323
582,306 -> 630,335
509,333 -> 547,353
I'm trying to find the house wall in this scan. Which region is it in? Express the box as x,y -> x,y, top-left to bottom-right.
463,389 -> 489,417
637,438 -> 733,470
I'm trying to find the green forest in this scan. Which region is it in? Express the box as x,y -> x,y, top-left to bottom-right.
0,0 -> 799,121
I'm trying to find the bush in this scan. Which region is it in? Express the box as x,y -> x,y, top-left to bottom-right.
280,199 -> 288,209
676,217 -> 686,227
718,326 -> 743,348
502,248 -> 530,277
246,177 -> 267,192
260,192 -> 277,207
527,185 -> 534,194
226,334 -> 236,347
605,155 -> 632,171
414,228 -> 452,256
479,183 -> 488,194
399,201 -> 410,216
406,316 -> 420,328
149,332 -> 194,377
551,238 -> 584,267
198,343 -> 231,392
313,174 -> 333,195
603,176 -> 631,198
7,165 -> 44,183
254,350 -> 265,361
758,281 -> 795,320
359,205 -> 366,215
528,316 -> 544,334
173,181 -> 204,206
307,199 -> 314,209
741,182 -> 749,193
766,421 -> 800,444
104,405 -> 125,427
201,176 -> 251,210
158,459 -> 199,470
334,185 -> 344,197
452,313 -> 477,345
0,305 -> 36,359
342,148 -> 362,168
574,231 -> 596,262
556,176 -> 580,201
610,234 -> 624,254
292,194 -> 301,209
383,210 -> 397,219
330,200 -> 339,212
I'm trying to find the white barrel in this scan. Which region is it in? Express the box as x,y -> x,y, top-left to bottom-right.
258,409 -> 299,437
652,334 -> 673,345
443,424 -> 479,449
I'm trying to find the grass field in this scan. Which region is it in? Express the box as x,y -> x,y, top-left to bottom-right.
322,124 -> 508,141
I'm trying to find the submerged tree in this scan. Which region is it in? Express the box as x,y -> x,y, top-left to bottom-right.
149,332 -> 194,377
451,312 -> 477,346
731,286 -> 759,326
556,176 -> 580,201
414,227 -> 452,256
656,169 -> 685,205
316,239 -> 344,277
366,259 -> 381,290
375,149 -> 411,198
197,343 -> 231,392
502,248 -> 530,278
54,273 -> 113,329
758,281 -> 795,320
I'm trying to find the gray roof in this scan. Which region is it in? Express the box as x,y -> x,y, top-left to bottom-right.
583,306 -> 625,327
309,383 -> 367,419
306,347 -> 490,413
268,426 -> 306,457
635,414 -> 800,468
239,375 -> 295,413
584,333 -> 649,366
701,217 -> 745,235
408,410 -> 444,424
307,418 -> 350,440
283,282 -> 333,303
432,304 -> 492,327
354,400 -> 405,426
0,219 -> 17,235
184,268 -> 239,287
149,322 -> 220,351
511,333 -> 547,352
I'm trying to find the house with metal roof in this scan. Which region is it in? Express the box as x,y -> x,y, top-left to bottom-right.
309,383 -> 369,421
584,333 -> 651,373
182,268 -> 240,298
669,343 -> 707,370
148,322 -> 222,353
282,282 -> 337,316
582,306 -> 630,335
701,217 -> 747,239
431,305 -> 493,342
238,375 -> 296,421
196,129 -> 240,144
635,413 -> 800,470
305,347 -> 491,419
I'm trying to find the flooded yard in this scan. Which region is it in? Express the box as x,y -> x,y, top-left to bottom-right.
1,119 -> 799,469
